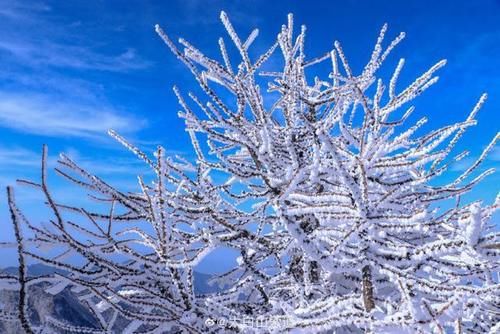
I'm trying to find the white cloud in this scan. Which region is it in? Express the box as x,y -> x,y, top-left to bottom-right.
0,145 -> 147,196
0,0 -> 151,140
0,40 -> 151,73
0,145 -> 43,169
0,1 -> 151,74
61,147 -> 152,176
0,92 -> 146,138
0,1 -> 50,22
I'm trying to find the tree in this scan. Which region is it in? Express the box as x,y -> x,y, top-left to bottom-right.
1,11 -> 499,334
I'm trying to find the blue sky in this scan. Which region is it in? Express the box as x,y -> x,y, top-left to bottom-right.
0,0 -> 499,270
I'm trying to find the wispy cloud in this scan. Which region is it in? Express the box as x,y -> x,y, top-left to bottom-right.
0,145 -> 147,191
0,41 -> 151,73
0,92 -> 145,138
0,1 -> 151,73
0,0 -> 151,141
0,146 -> 43,169
0,145 -> 146,210
61,147 -> 152,176
0,1 -> 51,22
0,144 -> 178,179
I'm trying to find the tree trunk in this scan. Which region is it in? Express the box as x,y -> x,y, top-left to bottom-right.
362,265 -> 375,312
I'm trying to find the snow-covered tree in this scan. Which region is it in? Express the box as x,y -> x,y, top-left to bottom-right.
2,12 -> 499,333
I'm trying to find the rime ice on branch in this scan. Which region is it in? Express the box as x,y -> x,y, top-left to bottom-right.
2,11 -> 499,334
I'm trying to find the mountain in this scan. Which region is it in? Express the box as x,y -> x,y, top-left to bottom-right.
0,264 -> 216,333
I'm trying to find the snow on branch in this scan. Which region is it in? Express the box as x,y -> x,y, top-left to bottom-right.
1,11 -> 498,334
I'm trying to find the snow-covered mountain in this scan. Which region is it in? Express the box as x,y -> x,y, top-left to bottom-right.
0,265 -> 215,333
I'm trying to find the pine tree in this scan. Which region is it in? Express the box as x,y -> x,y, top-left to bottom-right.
2,12 -> 499,333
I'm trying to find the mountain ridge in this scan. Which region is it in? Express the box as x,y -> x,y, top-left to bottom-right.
0,264 -> 217,333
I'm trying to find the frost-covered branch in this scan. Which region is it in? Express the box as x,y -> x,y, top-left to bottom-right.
1,11 -> 498,334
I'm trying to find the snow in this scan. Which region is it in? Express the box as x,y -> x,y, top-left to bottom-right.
1,10 -> 498,334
